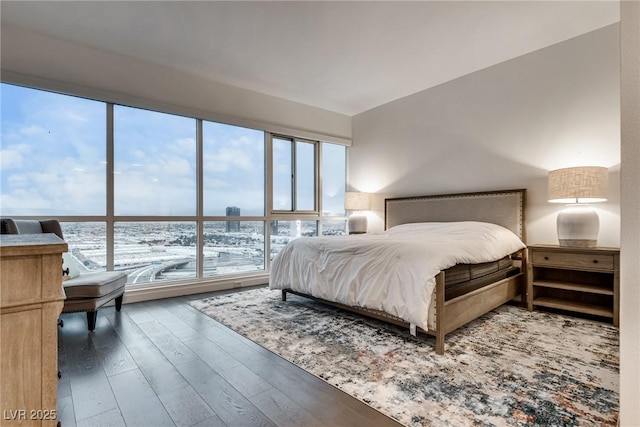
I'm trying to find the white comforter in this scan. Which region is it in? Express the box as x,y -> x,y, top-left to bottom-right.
269,221 -> 526,331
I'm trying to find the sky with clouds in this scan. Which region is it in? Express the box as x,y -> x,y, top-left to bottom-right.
1,84 -> 106,215
1,83 -> 346,218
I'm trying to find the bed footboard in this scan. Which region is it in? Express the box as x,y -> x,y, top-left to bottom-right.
279,266 -> 525,356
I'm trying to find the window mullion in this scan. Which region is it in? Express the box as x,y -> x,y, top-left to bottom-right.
265,133 -> 273,270
197,119 -> 204,279
106,103 -> 115,271
317,141 -> 322,233
291,138 -> 297,212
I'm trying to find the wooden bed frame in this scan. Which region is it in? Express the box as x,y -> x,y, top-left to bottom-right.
282,189 -> 527,355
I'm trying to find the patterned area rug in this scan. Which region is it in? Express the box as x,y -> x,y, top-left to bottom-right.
190,287 -> 619,427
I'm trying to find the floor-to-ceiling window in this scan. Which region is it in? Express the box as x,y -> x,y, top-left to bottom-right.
202,120 -> 266,278
321,141 -> 347,235
114,106 -> 198,284
0,82 -> 347,289
268,134 -> 347,259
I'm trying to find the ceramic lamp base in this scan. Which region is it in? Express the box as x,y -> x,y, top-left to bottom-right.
557,204 -> 599,248
348,213 -> 368,234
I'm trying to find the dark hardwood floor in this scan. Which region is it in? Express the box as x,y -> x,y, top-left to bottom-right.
57,286 -> 402,427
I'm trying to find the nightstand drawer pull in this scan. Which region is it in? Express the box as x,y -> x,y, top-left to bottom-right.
532,251 -> 614,270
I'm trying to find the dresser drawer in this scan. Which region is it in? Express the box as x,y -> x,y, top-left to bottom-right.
532,250 -> 614,271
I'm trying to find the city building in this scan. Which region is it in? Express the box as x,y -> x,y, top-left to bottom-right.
225,206 -> 240,232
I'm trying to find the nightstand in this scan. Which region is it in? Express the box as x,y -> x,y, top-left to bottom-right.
527,245 -> 619,326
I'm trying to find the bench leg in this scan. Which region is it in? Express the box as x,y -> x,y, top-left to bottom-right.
115,294 -> 124,312
86,311 -> 98,331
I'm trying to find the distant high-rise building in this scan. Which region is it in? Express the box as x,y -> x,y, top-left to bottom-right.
226,206 -> 240,232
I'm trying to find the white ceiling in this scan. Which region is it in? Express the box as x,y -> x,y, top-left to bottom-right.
1,1 -> 620,116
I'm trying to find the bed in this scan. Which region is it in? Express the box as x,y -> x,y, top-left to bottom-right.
269,189 -> 527,355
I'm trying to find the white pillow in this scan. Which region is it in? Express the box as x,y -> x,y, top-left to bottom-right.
62,252 -> 80,279
385,221 -> 525,253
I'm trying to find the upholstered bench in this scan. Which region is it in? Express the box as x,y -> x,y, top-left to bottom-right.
0,218 -> 127,331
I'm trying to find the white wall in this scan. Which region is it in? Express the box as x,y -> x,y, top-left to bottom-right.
0,25 -> 351,145
620,1 -> 640,424
351,24 -> 620,248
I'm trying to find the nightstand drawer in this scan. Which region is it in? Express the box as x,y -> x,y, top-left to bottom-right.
532,251 -> 614,271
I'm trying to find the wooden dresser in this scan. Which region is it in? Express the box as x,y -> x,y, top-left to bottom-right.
1,234 -> 67,427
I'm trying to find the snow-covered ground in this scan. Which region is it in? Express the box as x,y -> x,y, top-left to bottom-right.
59,221 -> 340,286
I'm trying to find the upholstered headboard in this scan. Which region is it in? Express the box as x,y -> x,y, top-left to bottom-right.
385,189 -> 526,241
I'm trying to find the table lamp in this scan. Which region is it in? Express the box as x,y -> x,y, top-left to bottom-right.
548,166 -> 608,247
344,192 -> 371,234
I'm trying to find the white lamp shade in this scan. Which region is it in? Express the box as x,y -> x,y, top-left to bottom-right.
344,192 -> 371,211
548,166 -> 608,203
